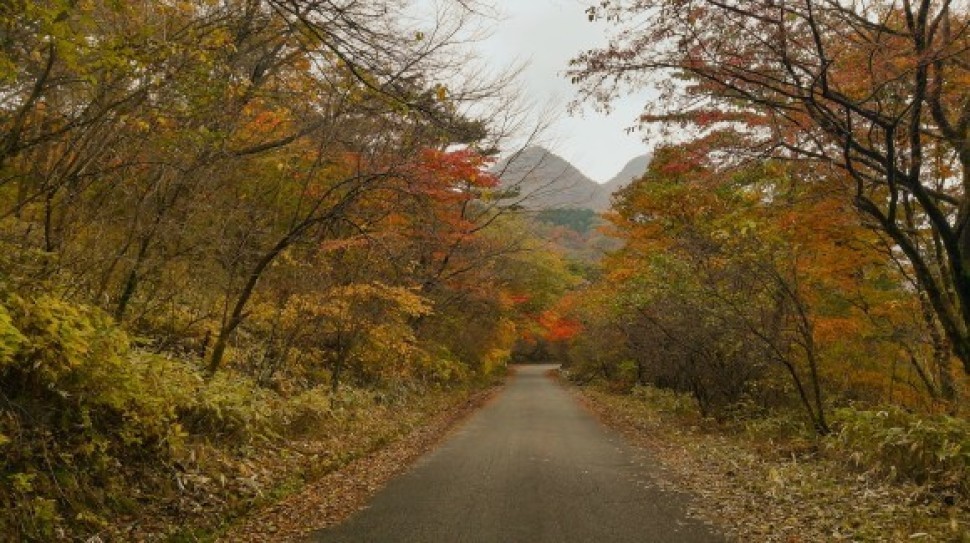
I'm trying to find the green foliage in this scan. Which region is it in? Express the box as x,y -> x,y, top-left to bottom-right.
276,387 -> 334,437
0,302 -> 25,366
629,385 -> 698,418
5,293 -> 130,400
0,288 -> 498,539
179,371 -> 277,444
0,292 -> 304,538
415,350 -> 472,385
536,208 -> 599,234
828,407 -> 970,495
0,294 -> 188,453
0,294 -> 184,539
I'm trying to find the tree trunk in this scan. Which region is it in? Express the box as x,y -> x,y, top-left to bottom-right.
908,353 -> 940,399
114,236 -> 153,321
206,236 -> 293,376
803,335 -> 829,435
917,288 -> 957,401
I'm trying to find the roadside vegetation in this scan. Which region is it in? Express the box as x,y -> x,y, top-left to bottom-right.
7,0 -> 970,541
555,2 -> 970,541
556,149 -> 970,539
575,382 -> 968,541
0,1 -> 580,540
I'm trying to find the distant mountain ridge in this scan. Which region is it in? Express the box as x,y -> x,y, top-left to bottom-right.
495,147 -> 651,211
595,153 -> 653,209
494,147 -> 601,210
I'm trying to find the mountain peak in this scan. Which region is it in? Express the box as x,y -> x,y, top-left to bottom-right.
495,148 -> 652,211
495,147 -> 600,210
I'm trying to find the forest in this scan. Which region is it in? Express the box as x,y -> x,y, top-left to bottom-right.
0,1 -> 584,539
3,0 -> 970,541
559,0 -> 970,539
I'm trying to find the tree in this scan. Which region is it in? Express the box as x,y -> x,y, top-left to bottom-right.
567,144 -> 946,430
0,1 -> 527,375
570,0 -> 970,374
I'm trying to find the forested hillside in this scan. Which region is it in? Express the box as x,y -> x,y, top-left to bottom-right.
554,1 -> 970,539
0,1 -> 580,539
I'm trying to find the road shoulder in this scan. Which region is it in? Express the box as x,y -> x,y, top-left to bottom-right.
566,377 -> 966,541
218,384 -> 500,542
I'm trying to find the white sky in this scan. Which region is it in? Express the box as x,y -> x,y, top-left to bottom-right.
475,0 -> 655,183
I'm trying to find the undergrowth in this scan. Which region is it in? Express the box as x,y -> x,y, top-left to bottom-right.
573,377 -> 970,541
829,407 -> 970,498
0,292 -> 482,541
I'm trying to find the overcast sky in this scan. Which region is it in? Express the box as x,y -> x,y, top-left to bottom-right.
474,0 -> 655,183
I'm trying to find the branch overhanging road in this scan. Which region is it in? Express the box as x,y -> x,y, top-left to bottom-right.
313,364 -> 724,543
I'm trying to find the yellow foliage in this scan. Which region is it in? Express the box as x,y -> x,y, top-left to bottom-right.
0,303 -> 25,367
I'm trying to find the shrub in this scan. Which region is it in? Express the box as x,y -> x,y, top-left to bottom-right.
0,294 -> 186,538
178,371 -> 278,444
630,385 -> 698,418
828,406 -> 970,496
277,387 -> 334,437
416,351 -> 471,385
0,294 -> 187,455
0,302 -> 24,365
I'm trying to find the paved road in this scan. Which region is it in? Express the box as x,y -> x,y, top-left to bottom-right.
312,365 -> 724,543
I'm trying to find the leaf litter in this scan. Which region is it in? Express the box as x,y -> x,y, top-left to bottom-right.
572,384 -> 969,543
218,386 -> 498,542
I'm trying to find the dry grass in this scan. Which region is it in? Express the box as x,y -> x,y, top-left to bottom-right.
216,386 -> 499,542
572,383 -> 969,542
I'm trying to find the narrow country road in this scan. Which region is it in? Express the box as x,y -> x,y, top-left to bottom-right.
312,365 -> 724,543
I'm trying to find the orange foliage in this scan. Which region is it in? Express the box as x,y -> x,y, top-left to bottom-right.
539,310 -> 583,342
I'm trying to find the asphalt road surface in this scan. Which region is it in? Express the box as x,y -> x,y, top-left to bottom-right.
312,364 -> 724,543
